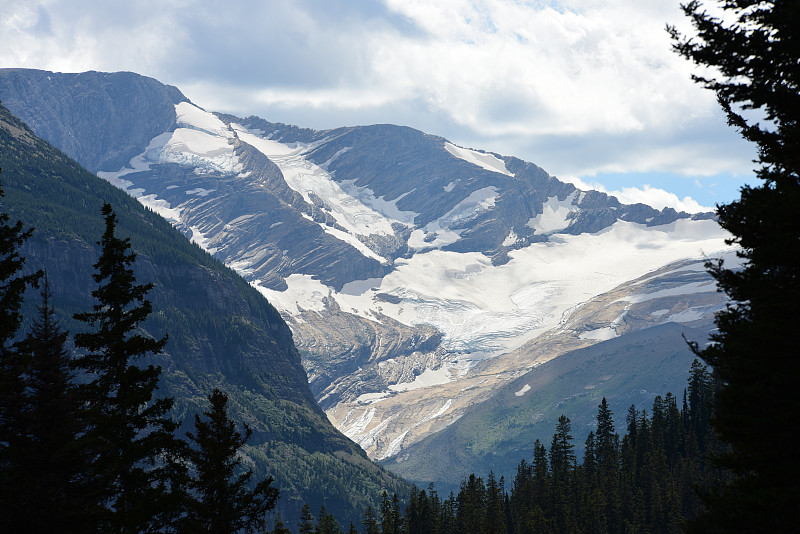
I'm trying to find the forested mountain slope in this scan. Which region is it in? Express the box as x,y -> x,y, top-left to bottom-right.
0,101 -> 406,525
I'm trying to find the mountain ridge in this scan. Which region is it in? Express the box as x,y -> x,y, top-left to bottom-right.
0,68 -> 730,477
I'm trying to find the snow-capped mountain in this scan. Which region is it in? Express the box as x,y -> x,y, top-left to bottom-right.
0,69 -> 731,467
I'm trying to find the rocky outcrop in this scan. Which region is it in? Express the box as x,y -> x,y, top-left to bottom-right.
0,69 -> 186,172
286,301 -> 443,408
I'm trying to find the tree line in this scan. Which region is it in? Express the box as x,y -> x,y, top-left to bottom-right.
0,189 -> 278,534
300,361 -> 724,534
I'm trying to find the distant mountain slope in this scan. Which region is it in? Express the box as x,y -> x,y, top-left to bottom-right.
0,68 -> 731,475
381,320 -> 708,486
0,102 -> 406,525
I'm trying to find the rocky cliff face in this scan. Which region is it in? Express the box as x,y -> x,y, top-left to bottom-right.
0,69 -> 731,476
0,68 -> 185,172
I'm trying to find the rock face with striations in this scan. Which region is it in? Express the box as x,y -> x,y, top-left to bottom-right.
0,69 -> 185,172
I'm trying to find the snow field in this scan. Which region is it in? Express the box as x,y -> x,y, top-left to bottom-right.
272,218 -> 732,361
445,142 -> 514,177
160,128 -> 240,174
175,101 -> 234,139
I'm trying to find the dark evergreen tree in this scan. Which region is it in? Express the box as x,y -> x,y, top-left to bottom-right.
669,1 -> 800,530
549,416 -> 575,488
272,514 -> 292,534
426,484 -> 444,534
406,486 -> 426,534
582,431 -> 597,489
362,505 -> 380,534
316,505 -> 343,534
7,278 -> 96,532
298,503 -> 315,534
485,472 -> 507,534
73,203 -> 183,533
440,492 -> 457,534
595,398 -> 620,533
595,398 -> 618,476
391,493 -> 403,534
183,388 -> 279,534
0,173 -> 40,346
686,359 -> 713,452
549,416 -> 577,534
0,173 -> 42,524
379,491 -> 402,534
662,393 -> 683,469
456,474 -> 487,534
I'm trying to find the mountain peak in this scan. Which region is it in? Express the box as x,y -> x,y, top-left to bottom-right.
0,68 -> 727,471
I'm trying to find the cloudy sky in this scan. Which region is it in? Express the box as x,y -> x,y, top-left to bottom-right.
2,0 -> 756,211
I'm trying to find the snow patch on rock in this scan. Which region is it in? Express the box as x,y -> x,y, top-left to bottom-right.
408,186 -> 499,250
339,179 -> 418,227
189,225 -> 218,255
445,142 -> 514,177
137,194 -> 181,223
388,366 -> 453,392
503,229 -> 519,247
253,274 -> 329,315
579,327 -> 618,341
186,188 -> 215,197
619,280 -> 717,304
380,430 -> 409,461
527,193 -> 577,234
97,132 -> 172,185
515,384 -> 531,397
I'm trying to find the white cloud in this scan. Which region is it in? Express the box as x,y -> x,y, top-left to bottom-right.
559,175 -> 711,214
607,185 -> 710,214
0,0 -> 756,205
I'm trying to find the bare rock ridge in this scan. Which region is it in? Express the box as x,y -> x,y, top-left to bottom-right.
0,68 -> 186,172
